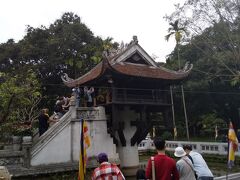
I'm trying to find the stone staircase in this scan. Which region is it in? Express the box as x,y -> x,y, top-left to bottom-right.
31,109 -> 72,159
6,104 -> 120,178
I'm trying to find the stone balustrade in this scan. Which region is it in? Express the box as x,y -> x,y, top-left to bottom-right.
0,136 -> 32,167
138,138 -> 240,156
76,107 -> 101,120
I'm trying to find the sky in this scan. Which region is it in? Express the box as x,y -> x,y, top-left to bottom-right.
0,0 -> 185,62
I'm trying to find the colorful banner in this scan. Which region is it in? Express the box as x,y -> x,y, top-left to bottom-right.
174,126 -> 177,138
215,125 -> 218,140
78,119 -> 91,180
228,122 -> 238,169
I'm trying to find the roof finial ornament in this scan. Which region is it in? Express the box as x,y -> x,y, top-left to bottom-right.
102,51 -> 110,60
133,35 -> 138,44
182,61 -> 193,72
61,73 -> 74,82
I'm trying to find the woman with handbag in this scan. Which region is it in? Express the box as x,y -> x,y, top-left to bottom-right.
174,147 -> 196,180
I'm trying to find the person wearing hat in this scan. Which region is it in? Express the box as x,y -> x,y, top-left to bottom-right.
91,153 -> 125,180
0,166 -> 12,180
174,147 -> 196,180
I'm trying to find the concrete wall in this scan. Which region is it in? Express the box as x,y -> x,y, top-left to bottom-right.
31,125 -> 71,165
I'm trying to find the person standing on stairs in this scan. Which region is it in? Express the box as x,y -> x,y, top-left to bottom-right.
38,108 -> 57,136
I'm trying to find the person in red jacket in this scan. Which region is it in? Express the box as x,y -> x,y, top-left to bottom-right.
145,137 -> 179,180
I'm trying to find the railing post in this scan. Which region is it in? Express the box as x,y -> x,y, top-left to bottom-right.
22,136 -> 32,168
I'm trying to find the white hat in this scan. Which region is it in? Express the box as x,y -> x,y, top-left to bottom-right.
174,147 -> 186,157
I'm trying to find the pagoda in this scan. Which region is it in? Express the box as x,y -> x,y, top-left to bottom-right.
62,36 -> 192,174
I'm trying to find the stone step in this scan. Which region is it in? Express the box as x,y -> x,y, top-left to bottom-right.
7,162 -> 79,178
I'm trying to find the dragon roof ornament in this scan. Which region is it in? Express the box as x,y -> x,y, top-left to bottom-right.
103,35 -> 139,60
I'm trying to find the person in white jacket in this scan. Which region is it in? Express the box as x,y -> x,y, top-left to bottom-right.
183,145 -> 214,180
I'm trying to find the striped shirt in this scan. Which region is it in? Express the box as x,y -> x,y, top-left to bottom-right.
91,162 -> 125,180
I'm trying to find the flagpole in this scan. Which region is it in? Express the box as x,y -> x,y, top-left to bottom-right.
79,118 -> 84,180
226,140 -> 229,180
226,168 -> 229,180
226,122 -> 230,180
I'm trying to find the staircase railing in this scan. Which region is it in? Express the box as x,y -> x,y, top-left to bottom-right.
31,108 -> 73,158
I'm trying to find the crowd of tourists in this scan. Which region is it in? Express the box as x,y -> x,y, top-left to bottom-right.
72,86 -> 96,107
143,138 -> 213,180
91,137 -> 213,180
38,86 -> 213,179
38,86 -> 98,137
38,93 -> 73,136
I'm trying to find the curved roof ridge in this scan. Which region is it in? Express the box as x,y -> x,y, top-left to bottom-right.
62,61 -> 104,87
109,61 -> 192,80
157,63 -> 193,75
62,37 -> 193,87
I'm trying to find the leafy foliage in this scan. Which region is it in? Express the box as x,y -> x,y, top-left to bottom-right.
0,12 -> 117,107
165,20 -> 188,69
0,12 -> 119,136
165,0 -> 240,83
200,113 -> 226,136
164,0 -> 240,131
0,70 -> 41,136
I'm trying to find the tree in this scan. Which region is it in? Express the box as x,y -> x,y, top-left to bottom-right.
165,0 -> 240,83
165,0 -> 240,129
165,19 -> 190,140
165,20 -> 187,69
0,70 -> 42,136
200,113 -> 226,138
0,12 -> 118,109
0,39 -> 21,74
19,12 -> 103,81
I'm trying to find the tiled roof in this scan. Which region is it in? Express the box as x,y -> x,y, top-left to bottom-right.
111,62 -> 190,80
62,39 -> 192,87
62,60 -> 192,87
62,61 -> 105,87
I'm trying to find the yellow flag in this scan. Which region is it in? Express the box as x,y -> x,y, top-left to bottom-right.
78,119 -> 91,180
228,122 -> 238,169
